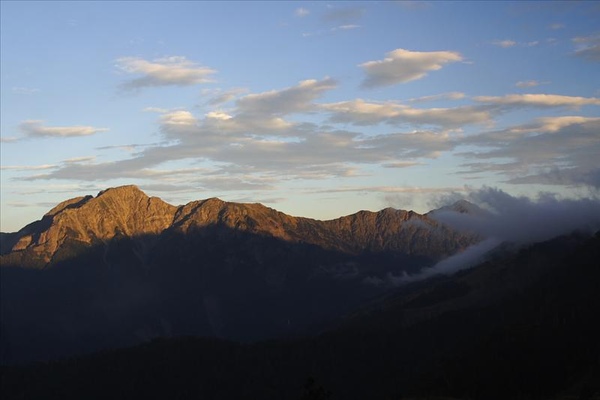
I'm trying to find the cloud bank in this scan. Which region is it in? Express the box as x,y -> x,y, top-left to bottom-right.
377,187 -> 600,286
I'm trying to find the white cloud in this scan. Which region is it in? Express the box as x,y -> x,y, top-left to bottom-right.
160,111 -> 198,126
205,88 -> 248,106
236,77 -> 337,116
359,48 -> 463,88
474,94 -> 600,108
1,164 -> 56,171
116,56 -> 216,90
409,92 -> 466,103
492,40 -> 516,48
323,99 -> 491,128
331,24 -> 360,31
18,120 -> 108,138
549,23 -> 565,30
572,34 -> 600,62
205,111 -> 233,121
143,107 -> 170,113
515,80 -> 544,88
11,87 -> 40,95
295,7 -> 309,17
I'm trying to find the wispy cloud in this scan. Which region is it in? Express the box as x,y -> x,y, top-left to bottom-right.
18,120 -> 108,138
204,87 -> 248,106
492,39 -> 517,48
295,7 -> 309,17
359,48 -> 463,88
236,77 -> 337,116
515,80 -> 545,88
1,164 -> 56,171
115,56 -> 216,90
409,92 -> 466,103
572,34 -> 600,62
322,6 -> 365,23
474,94 -> 600,108
492,39 -> 539,48
323,99 -> 491,128
11,87 -> 40,95
331,24 -> 361,32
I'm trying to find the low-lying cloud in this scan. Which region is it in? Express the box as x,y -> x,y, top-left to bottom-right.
376,187 -> 600,286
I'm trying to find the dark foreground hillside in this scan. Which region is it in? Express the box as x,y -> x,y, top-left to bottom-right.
2,232 -> 599,400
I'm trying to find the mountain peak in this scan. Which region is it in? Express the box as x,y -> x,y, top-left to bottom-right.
428,199 -> 485,216
96,184 -> 147,199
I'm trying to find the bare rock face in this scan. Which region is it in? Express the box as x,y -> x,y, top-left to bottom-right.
2,185 -> 477,268
5,185 -> 177,264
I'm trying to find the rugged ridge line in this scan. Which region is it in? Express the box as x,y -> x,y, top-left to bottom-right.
1,185 -> 476,268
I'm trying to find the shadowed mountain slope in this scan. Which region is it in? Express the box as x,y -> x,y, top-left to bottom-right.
2,232 -> 598,400
0,186 -> 477,364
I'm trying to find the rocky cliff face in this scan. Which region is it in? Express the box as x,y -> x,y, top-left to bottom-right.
2,185 -> 475,269
4,186 -> 177,266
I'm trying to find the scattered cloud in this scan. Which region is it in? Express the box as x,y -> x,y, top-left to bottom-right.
322,7 -> 365,23
474,93 -> 600,108
331,24 -> 361,32
323,99 -> 491,128
205,111 -> 233,121
1,164 -> 56,171
492,40 -> 538,48
205,88 -> 248,106
18,120 -> 108,138
295,7 -> 309,17
492,40 -> 516,48
116,56 -> 216,90
549,23 -> 565,30
458,116 -> 600,188
236,77 -> 337,116
359,48 -> 463,88
11,87 -> 40,95
515,80 -> 545,88
409,92 -> 466,103
143,107 -> 171,113
572,34 -> 600,62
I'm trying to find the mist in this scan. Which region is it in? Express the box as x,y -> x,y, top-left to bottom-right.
376,187 -> 600,286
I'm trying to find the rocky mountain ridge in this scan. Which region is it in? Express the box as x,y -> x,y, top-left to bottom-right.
1,185 -> 475,269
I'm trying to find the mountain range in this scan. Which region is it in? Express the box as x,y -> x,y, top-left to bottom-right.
0,185 -> 475,364
1,185 -> 599,399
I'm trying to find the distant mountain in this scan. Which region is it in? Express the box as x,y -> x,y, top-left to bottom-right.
0,185 -> 476,364
1,185 -> 473,267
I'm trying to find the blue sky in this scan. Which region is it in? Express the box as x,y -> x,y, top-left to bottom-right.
1,1 -> 599,232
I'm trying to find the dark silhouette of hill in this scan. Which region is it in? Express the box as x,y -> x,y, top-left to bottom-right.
1,232 -> 598,400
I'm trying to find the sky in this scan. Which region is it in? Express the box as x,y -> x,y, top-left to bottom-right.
1,1 -> 599,232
